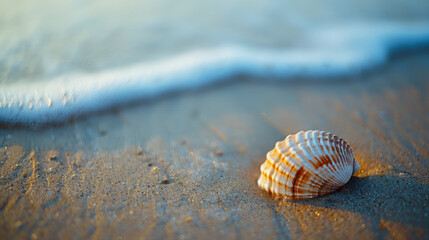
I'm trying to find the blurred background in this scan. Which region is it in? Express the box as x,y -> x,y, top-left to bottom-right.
2,0 -> 429,83
1,0 -> 429,123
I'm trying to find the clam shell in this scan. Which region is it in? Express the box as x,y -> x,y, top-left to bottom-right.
257,130 -> 360,199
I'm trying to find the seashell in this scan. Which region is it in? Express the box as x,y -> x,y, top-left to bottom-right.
258,130 -> 360,199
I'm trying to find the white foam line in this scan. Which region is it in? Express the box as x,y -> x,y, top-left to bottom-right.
1,22 -> 429,124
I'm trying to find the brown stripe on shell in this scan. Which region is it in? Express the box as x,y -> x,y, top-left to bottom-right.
261,166 -> 287,188
293,168 -> 317,197
319,132 -> 344,184
313,155 -> 342,186
327,135 -> 346,180
283,135 -> 339,190
291,167 -> 302,197
290,133 -> 319,171
307,132 -> 344,187
265,149 -> 291,177
261,161 -> 289,186
310,132 -> 342,185
321,132 -> 341,182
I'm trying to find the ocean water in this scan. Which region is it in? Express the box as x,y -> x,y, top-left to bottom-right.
1,0 -> 429,124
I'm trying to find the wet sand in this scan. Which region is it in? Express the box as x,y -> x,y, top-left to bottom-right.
1,51 -> 429,240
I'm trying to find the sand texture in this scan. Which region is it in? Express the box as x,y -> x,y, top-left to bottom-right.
1,52 -> 429,239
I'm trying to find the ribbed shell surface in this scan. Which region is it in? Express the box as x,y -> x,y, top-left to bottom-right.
257,130 -> 359,199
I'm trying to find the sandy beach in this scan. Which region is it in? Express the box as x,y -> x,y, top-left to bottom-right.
1,51 -> 428,239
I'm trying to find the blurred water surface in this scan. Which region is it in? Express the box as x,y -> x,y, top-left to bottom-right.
1,0 -> 429,124
2,0 -> 429,83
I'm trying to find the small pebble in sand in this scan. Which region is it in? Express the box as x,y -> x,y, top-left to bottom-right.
14,221 -> 22,228
136,146 -> 143,155
160,178 -> 170,184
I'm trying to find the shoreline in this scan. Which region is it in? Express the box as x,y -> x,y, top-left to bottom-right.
2,25 -> 429,126
2,45 -> 429,130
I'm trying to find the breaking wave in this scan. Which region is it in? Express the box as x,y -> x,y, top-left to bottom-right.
1,22 -> 429,124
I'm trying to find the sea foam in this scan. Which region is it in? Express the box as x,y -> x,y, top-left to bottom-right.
1,22 -> 429,124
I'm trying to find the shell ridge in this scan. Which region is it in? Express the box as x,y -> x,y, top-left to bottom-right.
283,137 -> 315,179
282,136 -> 321,196
322,132 -> 345,183
258,130 -> 357,199
325,134 -> 347,184
291,131 -> 331,196
260,153 -> 277,192
340,139 -> 354,181
333,136 -> 352,183
291,167 -> 304,197
276,148 -> 297,194
264,151 -> 293,189
273,144 -> 299,190
293,169 -> 322,198
304,131 -> 336,186
266,157 -> 283,195
328,136 -> 348,184
272,154 -> 289,196
334,135 -> 353,183
260,170 -> 287,192
290,133 -> 318,174
310,131 -> 344,186
266,149 -> 282,173
275,140 -> 303,189
293,133 -> 330,180
289,146 -> 325,189
317,131 -> 348,186
319,131 -> 343,184
335,137 -> 349,181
